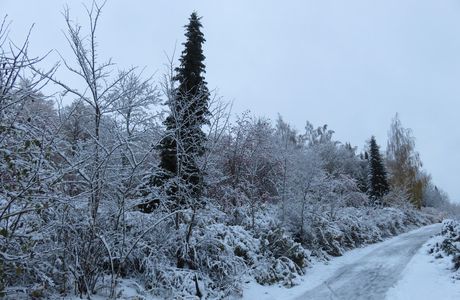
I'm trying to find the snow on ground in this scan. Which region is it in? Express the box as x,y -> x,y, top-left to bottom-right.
386,235 -> 460,300
49,279 -> 162,300
241,224 -> 442,300
240,243 -> 386,300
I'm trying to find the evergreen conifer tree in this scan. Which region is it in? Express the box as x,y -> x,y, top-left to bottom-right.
368,136 -> 389,201
153,12 -> 210,270
151,12 -> 209,210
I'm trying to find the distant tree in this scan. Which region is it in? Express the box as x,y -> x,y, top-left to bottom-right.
275,115 -> 299,223
356,151 -> 369,194
368,136 -> 389,201
386,114 -> 427,209
423,184 -> 448,209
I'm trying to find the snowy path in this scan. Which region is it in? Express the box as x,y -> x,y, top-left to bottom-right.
293,224 -> 441,300
243,224 -> 442,300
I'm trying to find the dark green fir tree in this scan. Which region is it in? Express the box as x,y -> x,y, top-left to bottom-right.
368,136 -> 390,201
153,12 -> 210,206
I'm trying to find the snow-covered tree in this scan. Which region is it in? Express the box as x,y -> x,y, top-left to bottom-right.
0,18 -> 62,296
386,114 -> 428,209
368,136 -> 389,201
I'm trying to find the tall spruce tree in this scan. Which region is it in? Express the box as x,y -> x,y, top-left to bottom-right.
154,12 -> 210,210
173,11 -> 210,196
368,136 -> 389,201
167,12 -> 210,272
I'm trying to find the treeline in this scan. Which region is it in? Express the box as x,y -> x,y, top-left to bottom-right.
0,2 -> 457,299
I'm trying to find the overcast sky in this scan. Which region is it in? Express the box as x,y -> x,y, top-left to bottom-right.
3,0 -> 460,202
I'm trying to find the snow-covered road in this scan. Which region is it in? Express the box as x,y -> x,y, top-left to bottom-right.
244,224 -> 444,300
294,224 -> 441,300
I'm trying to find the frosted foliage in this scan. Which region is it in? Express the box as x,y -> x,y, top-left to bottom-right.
428,219 -> 460,280
0,7 -> 454,300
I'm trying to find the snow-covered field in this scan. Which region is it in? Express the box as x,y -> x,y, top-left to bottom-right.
242,224 -> 449,300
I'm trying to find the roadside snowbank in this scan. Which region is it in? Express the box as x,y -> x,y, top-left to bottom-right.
386,222 -> 460,300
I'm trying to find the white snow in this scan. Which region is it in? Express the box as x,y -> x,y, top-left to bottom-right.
51,279 -> 162,300
241,242 -> 382,300
241,224 -> 445,300
386,235 -> 460,300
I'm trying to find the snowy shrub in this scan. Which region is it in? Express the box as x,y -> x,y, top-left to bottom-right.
429,219 -> 460,279
0,198 -> 64,299
254,227 -> 310,287
149,268 -> 201,299
60,221 -> 108,296
261,228 -> 310,269
254,256 -> 301,287
290,205 -> 440,261
140,217 -> 258,299
307,219 -> 344,257
381,188 -> 411,207
191,224 -> 253,297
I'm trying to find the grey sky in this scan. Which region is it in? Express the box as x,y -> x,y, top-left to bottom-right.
4,0 -> 460,202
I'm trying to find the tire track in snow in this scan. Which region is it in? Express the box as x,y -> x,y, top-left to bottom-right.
294,224 -> 441,300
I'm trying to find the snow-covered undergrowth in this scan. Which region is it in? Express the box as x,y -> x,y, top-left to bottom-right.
428,219 -> 460,280
292,206 -> 439,259
131,205 -> 440,299
124,204 -> 313,299
0,200 -> 441,300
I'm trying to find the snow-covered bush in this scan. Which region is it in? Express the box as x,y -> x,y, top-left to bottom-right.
137,208 -> 258,299
429,219 -> 460,279
254,227 -> 310,287
291,206 -> 440,260
190,224 -> 254,298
